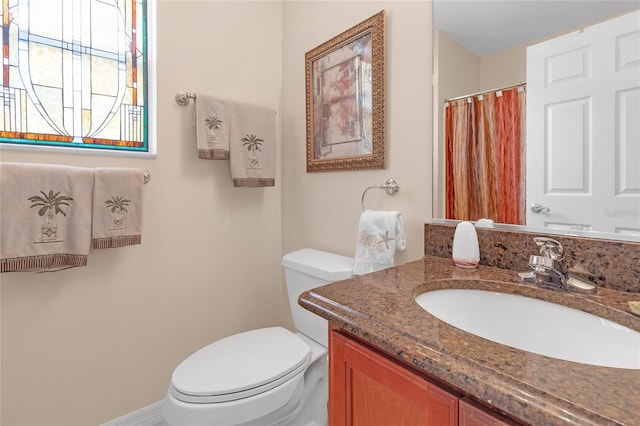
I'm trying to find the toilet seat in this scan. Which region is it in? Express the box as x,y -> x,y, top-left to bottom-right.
170,327 -> 311,404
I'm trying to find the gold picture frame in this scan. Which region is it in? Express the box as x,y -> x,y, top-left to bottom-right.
305,10 -> 386,172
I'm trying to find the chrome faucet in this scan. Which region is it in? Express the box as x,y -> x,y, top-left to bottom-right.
518,237 -> 597,294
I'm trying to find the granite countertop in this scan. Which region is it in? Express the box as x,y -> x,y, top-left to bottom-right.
299,255 -> 640,426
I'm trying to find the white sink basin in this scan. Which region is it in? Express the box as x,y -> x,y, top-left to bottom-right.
415,289 -> 640,369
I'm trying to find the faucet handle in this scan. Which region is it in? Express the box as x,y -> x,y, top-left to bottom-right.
533,237 -> 563,259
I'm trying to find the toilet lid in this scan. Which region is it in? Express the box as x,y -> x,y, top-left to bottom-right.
170,327 -> 311,403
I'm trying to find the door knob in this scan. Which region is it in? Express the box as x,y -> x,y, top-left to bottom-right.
530,203 -> 551,214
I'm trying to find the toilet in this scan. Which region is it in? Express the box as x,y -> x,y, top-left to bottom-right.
162,248 -> 354,426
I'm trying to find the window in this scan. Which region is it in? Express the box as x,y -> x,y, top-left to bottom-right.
0,0 -> 155,156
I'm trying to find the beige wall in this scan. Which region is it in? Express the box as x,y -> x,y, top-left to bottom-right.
1,1 -> 433,424
479,44 -> 526,91
437,31 -> 480,102
282,1 -> 432,265
0,1 -> 284,424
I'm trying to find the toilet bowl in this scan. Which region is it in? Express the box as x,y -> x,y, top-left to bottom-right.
162,249 -> 354,426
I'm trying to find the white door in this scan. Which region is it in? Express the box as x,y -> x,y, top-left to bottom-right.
526,10 -> 640,236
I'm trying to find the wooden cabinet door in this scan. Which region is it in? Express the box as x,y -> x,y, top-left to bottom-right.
459,399 -> 515,426
329,329 -> 458,426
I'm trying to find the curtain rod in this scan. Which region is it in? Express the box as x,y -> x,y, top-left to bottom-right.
444,82 -> 526,103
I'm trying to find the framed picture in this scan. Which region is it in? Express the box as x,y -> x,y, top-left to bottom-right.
305,10 -> 386,172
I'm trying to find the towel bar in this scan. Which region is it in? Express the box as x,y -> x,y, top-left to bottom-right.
175,92 -> 196,106
143,169 -> 151,184
361,178 -> 399,211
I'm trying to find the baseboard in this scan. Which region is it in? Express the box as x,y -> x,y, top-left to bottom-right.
103,401 -> 166,426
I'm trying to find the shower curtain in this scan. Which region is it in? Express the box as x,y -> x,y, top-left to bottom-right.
445,87 -> 526,225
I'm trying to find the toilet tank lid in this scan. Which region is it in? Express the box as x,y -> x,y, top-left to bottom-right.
282,248 -> 354,282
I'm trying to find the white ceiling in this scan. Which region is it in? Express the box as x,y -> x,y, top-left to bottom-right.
433,0 -> 640,56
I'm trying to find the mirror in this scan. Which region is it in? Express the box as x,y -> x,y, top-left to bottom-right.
432,0 -> 640,242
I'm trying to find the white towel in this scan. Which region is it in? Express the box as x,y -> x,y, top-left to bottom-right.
195,94 -> 231,159
92,167 -> 144,249
0,162 -> 94,272
229,100 -> 276,187
353,210 -> 406,275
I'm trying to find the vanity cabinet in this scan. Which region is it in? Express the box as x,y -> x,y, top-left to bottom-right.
459,399 -> 515,426
329,327 -> 518,426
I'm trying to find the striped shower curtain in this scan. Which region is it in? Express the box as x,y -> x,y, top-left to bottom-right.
445,87 -> 526,225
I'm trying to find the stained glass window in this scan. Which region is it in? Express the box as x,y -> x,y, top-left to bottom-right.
0,0 -> 153,155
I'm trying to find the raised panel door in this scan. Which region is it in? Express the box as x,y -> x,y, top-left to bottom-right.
459,398 -> 517,426
329,329 -> 458,426
526,10 -> 640,235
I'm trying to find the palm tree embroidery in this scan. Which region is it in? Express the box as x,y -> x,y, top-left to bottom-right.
241,134 -> 264,169
205,116 -> 223,130
28,190 -> 74,241
105,195 -> 131,229
204,116 -> 224,145
28,190 -> 73,224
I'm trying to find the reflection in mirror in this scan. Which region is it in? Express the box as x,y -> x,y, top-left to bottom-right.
432,1 -> 640,242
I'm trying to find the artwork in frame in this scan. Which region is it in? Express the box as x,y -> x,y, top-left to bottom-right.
305,10 -> 386,172
0,0 -> 155,156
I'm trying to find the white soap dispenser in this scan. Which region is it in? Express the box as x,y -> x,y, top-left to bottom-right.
452,221 -> 480,268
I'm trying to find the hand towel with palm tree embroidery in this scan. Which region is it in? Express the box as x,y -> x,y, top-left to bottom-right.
229,100 -> 276,187
0,162 -> 94,272
92,167 -> 144,249
353,210 -> 406,275
195,94 -> 231,159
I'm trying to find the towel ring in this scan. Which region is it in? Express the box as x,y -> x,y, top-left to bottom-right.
361,178 -> 399,211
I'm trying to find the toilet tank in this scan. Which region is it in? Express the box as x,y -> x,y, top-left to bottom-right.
282,249 -> 354,347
